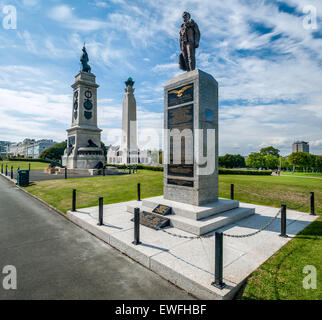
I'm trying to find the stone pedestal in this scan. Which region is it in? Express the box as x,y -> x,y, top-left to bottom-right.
62,71 -> 105,169
164,69 -> 218,206
127,69 -> 255,235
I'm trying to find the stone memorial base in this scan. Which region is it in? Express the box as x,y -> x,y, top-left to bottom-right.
46,166 -> 118,176
127,196 -> 255,236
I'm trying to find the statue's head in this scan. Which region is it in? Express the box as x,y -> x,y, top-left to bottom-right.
182,12 -> 191,23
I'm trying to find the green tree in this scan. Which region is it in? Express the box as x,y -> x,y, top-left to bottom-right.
219,154 -> 245,168
280,157 -> 290,170
288,152 -> 311,171
100,141 -> 107,158
260,146 -> 280,157
40,141 -> 67,162
264,155 -> 279,170
315,156 -> 322,172
246,152 -> 266,169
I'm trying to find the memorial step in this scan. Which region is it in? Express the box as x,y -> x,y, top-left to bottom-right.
141,196 -> 240,220
127,203 -> 255,236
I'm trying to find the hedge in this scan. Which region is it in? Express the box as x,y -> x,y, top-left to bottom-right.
4,158 -> 51,163
219,169 -> 272,175
107,164 -> 272,175
106,164 -> 163,171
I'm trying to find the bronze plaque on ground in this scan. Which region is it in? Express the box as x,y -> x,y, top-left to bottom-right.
167,179 -> 194,188
168,83 -> 194,107
152,205 -> 172,216
137,211 -> 170,230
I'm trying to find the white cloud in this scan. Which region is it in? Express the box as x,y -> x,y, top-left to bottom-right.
49,5 -> 108,31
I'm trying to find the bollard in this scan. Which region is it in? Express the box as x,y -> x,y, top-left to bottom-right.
230,184 -> 234,200
97,197 -> 104,226
310,192 -> 315,216
212,232 -> 225,289
137,183 -> 141,201
65,167 -> 67,179
72,189 -> 76,212
132,208 -> 141,245
280,204 -> 288,238
5,165 -> 7,176
29,163 -> 31,171
10,166 -> 13,179
1,164 -> 3,174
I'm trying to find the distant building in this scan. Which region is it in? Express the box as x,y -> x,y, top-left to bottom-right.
26,139 -> 56,158
107,145 -> 154,165
7,139 -> 56,158
0,141 -> 12,157
292,141 -> 309,154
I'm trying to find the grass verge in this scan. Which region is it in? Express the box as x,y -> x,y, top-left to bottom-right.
24,170 -> 322,300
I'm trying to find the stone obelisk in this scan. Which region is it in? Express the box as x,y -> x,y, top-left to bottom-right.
121,78 -> 138,164
62,46 -> 105,170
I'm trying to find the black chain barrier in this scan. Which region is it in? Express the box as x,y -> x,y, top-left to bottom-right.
158,208 -> 282,240
222,209 -> 281,238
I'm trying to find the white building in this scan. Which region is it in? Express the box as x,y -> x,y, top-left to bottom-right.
107,145 -> 153,165
26,139 -> 56,158
0,141 -> 11,157
7,139 -> 56,158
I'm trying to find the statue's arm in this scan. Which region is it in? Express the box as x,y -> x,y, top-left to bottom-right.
194,22 -> 200,48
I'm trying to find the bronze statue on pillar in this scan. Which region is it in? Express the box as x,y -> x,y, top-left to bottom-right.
179,12 -> 200,72
80,45 -> 91,73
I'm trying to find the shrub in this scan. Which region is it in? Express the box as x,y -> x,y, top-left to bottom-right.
6,158 -> 51,163
39,141 -> 67,162
219,169 -> 272,175
106,164 -> 272,175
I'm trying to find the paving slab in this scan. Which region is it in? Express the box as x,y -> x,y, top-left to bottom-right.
66,197 -> 318,300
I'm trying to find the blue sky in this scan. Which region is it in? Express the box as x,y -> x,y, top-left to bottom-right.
0,0 -> 321,155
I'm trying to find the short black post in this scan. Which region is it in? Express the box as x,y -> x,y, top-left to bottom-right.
212,232 -> 225,289
137,183 -> 141,201
97,197 -> 104,226
1,163 -> 3,174
5,165 -> 7,176
230,184 -> 234,200
64,167 -> 67,179
28,163 -> 31,171
10,166 -> 13,179
72,189 -> 76,212
132,208 -> 141,245
310,192 -> 315,216
280,204 -> 288,238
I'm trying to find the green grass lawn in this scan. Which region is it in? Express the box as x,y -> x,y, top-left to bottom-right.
0,160 -> 49,171
24,170 -> 322,300
280,172 -> 322,178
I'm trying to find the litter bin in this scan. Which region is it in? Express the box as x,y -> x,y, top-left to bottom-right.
17,170 -> 29,187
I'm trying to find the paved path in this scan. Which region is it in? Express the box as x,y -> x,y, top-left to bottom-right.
279,175 -> 322,180
0,176 -> 193,300
9,170 -> 129,182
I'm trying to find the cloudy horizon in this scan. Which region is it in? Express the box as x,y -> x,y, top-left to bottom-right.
0,0 -> 321,156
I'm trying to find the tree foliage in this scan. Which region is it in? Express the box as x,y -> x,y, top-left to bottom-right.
39,141 -> 67,162
260,146 -> 280,157
219,154 -> 246,168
